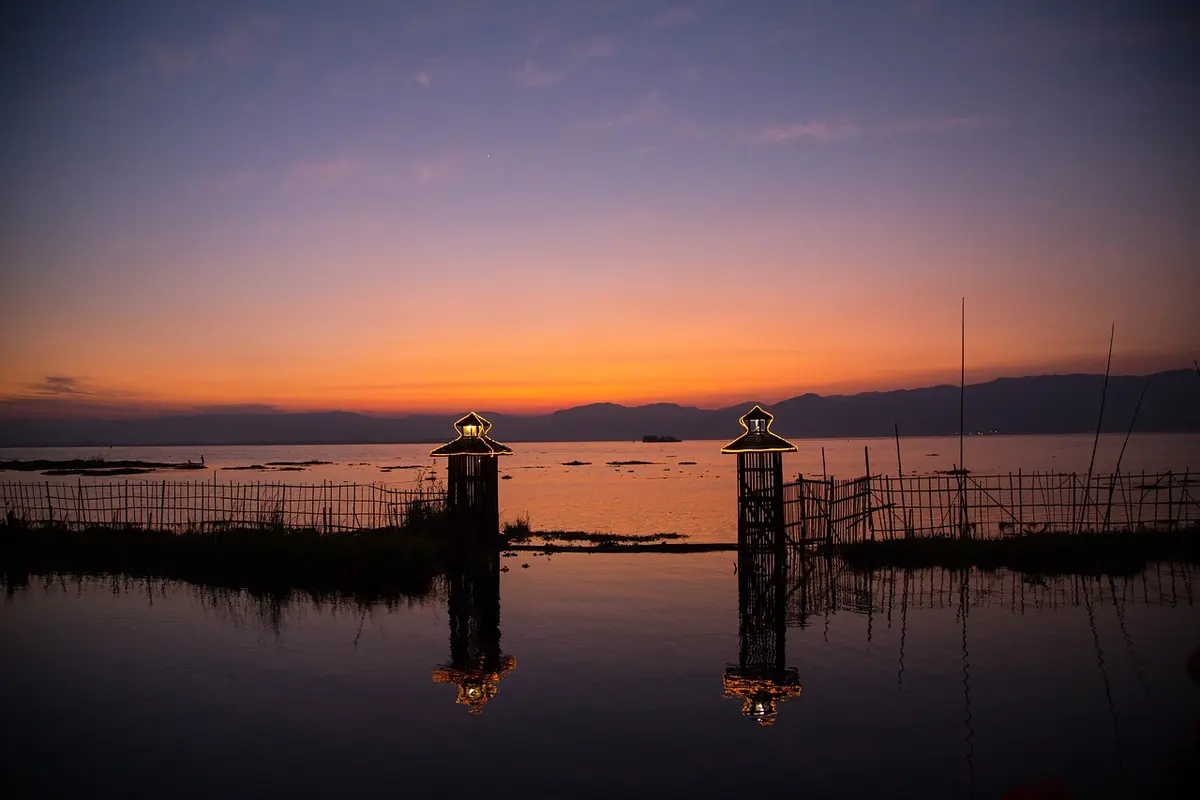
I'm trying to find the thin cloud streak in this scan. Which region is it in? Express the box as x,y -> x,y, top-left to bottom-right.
411,156 -> 459,185
33,376 -> 86,396
749,121 -> 861,144
748,115 -> 989,144
514,59 -> 564,88
286,157 -> 363,189
514,33 -> 616,89
146,13 -> 279,79
649,7 -> 698,30
571,36 -> 616,61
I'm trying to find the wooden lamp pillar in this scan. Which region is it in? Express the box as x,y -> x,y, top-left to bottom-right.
721,405 -> 802,725
430,412 -> 512,537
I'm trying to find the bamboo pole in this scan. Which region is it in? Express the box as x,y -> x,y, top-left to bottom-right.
1078,324 -> 1115,532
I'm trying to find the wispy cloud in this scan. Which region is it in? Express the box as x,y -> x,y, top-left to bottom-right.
147,13 -> 279,79
193,169 -> 259,197
904,0 -> 934,17
573,90 -> 712,142
880,115 -> 986,135
514,59 -> 564,88
768,27 -> 807,46
514,32 -> 616,89
412,69 -> 432,88
749,115 -> 990,144
571,36 -> 616,61
749,121 -> 861,144
411,156 -> 459,185
649,6 -> 698,31
32,376 -> 87,396
148,42 -> 198,79
286,157 -> 363,189
573,89 -> 710,140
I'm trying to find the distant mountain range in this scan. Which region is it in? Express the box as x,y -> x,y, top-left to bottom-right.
1,370 -> 1197,448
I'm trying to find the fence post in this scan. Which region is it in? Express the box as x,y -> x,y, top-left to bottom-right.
1167,471 -> 1174,529
864,447 -> 874,543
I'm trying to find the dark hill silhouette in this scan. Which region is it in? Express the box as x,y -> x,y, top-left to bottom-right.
0,370 -> 1196,447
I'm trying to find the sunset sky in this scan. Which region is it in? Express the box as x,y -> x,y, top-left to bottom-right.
2,0 -> 1197,416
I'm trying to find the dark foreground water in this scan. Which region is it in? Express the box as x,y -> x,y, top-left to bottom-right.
2,554 -> 1198,798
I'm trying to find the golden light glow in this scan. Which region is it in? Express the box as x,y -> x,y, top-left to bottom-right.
431,656 -> 517,715
722,672 -> 803,727
429,411 -> 513,457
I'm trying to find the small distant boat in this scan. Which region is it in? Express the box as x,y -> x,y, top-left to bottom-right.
641,435 -> 681,443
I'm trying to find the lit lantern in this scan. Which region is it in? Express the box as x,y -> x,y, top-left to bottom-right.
430,412 -> 511,457
720,405 -> 796,455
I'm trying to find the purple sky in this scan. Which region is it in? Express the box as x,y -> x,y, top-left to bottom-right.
1,0 -> 1197,415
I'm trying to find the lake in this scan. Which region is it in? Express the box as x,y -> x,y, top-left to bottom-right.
3,433 -> 1197,541
2,553 -> 1197,798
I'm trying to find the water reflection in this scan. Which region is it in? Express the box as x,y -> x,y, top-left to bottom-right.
432,546 -> 515,713
723,530 -> 801,725
3,552 -> 1197,797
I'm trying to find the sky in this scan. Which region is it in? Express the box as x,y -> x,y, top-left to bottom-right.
1,0 -> 1198,417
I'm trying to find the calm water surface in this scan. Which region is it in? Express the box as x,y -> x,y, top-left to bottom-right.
2,555 -> 1198,798
4,433 -> 1197,540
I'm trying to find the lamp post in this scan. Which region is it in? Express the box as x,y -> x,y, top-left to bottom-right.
430,411 -> 511,538
721,405 -> 801,725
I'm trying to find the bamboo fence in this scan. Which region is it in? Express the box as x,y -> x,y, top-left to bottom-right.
0,479 -> 444,533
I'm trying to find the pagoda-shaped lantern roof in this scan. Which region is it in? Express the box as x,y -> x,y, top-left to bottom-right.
430,411 -> 513,457
721,405 -> 796,454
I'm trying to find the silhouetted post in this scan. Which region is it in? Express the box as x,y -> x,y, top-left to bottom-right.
722,405 -> 797,544
720,406 -> 802,724
430,412 -> 512,538
432,545 -> 515,714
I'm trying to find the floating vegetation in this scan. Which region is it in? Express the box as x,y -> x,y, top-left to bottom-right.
0,525 -> 456,602
839,528 -> 1200,575
222,464 -> 308,472
500,475 -> 513,480
606,460 -> 656,466
677,461 -> 697,465
502,515 -> 532,538
264,460 -> 332,467
43,468 -> 155,476
562,461 -> 591,466
2,459 -> 205,472
505,529 -> 686,545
